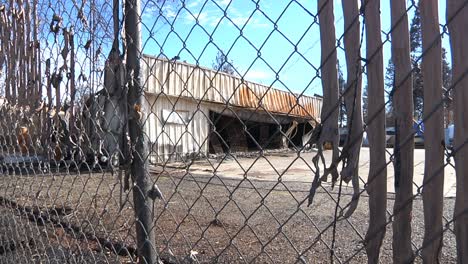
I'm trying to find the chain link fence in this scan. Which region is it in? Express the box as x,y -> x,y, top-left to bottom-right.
1,0 -> 468,263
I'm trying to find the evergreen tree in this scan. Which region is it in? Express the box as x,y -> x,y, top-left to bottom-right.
442,47 -> 452,89
362,85 -> 368,123
442,47 -> 453,126
410,7 -> 422,54
212,50 -> 237,75
409,5 -> 424,120
384,59 -> 395,113
338,60 -> 347,127
412,58 -> 424,120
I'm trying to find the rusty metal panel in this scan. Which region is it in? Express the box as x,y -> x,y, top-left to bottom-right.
143,55 -> 322,121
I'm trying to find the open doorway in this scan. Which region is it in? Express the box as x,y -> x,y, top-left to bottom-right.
208,111 -> 313,154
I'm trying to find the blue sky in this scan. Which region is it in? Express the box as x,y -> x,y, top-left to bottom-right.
140,0 -> 451,97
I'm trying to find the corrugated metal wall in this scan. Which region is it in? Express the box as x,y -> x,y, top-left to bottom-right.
142,55 -> 323,162
145,94 -> 209,163
142,55 -> 322,122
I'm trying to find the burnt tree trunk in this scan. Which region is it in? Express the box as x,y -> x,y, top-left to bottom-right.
363,0 -> 387,262
17,0 -> 24,105
0,0 -> 40,105
420,1 -> 445,262
10,0 -> 17,102
18,0 -> 26,105
391,0 -> 414,262
125,0 -> 160,262
447,1 -> 468,262
32,0 -> 39,101
25,0 -> 32,100
69,29 -> 76,135
0,6 -> 6,99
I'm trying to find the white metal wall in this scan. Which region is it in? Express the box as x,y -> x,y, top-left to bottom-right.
144,93 -> 210,163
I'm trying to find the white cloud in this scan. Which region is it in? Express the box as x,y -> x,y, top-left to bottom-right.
231,16 -> 249,27
187,0 -> 202,9
251,18 -> 270,28
163,6 -> 177,19
229,6 -> 240,16
181,4 -> 270,29
244,70 -> 273,81
219,0 -> 231,7
186,12 -> 210,25
184,8 -> 228,27
226,15 -> 270,29
210,16 -> 224,27
142,4 -> 176,20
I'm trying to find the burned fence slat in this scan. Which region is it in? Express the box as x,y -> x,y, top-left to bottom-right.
363,0 -> 387,263
420,1 -> 445,262
10,0 -> 17,102
18,0 -> 26,106
390,0 -> 415,262
308,0 -> 340,206
340,0 -> 363,217
32,0 -> 39,102
317,0 -> 339,181
447,1 -> 468,262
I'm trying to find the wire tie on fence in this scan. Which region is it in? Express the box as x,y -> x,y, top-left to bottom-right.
445,144 -> 454,163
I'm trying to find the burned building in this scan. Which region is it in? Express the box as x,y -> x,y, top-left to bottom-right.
142,56 -> 322,163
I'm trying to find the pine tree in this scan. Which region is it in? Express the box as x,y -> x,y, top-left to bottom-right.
442,47 -> 452,89
442,47 -> 453,126
409,5 -> 424,120
362,85 -> 368,123
212,50 -> 237,75
384,58 -> 395,113
410,7 -> 422,54
412,58 -> 424,120
338,60 -> 346,127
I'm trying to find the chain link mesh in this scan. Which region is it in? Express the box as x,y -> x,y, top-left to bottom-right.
0,0 -> 467,263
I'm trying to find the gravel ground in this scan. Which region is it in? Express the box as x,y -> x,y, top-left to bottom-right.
151,172 -> 458,264
0,207 -> 115,264
0,159 -> 459,263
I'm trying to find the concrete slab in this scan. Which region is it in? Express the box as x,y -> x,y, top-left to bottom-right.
185,147 -> 457,197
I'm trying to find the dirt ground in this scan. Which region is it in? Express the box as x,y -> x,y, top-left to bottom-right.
0,148 -> 459,263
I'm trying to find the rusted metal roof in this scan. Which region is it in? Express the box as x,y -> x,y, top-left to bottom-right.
142,55 -> 322,122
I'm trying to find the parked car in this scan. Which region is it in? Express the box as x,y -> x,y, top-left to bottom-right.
341,123 -> 423,148
386,127 -> 396,147
386,121 -> 424,148
362,131 -> 369,147
338,127 -> 371,147
339,127 -> 348,146
414,134 -> 424,147
413,121 -> 424,147
445,124 -> 454,148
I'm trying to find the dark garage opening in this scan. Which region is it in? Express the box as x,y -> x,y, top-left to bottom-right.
208,111 -> 313,154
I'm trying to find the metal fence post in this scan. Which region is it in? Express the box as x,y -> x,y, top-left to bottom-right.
125,0 -> 159,263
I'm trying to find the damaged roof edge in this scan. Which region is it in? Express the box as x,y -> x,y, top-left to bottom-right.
142,55 -> 322,122
144,92 -> 318,125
